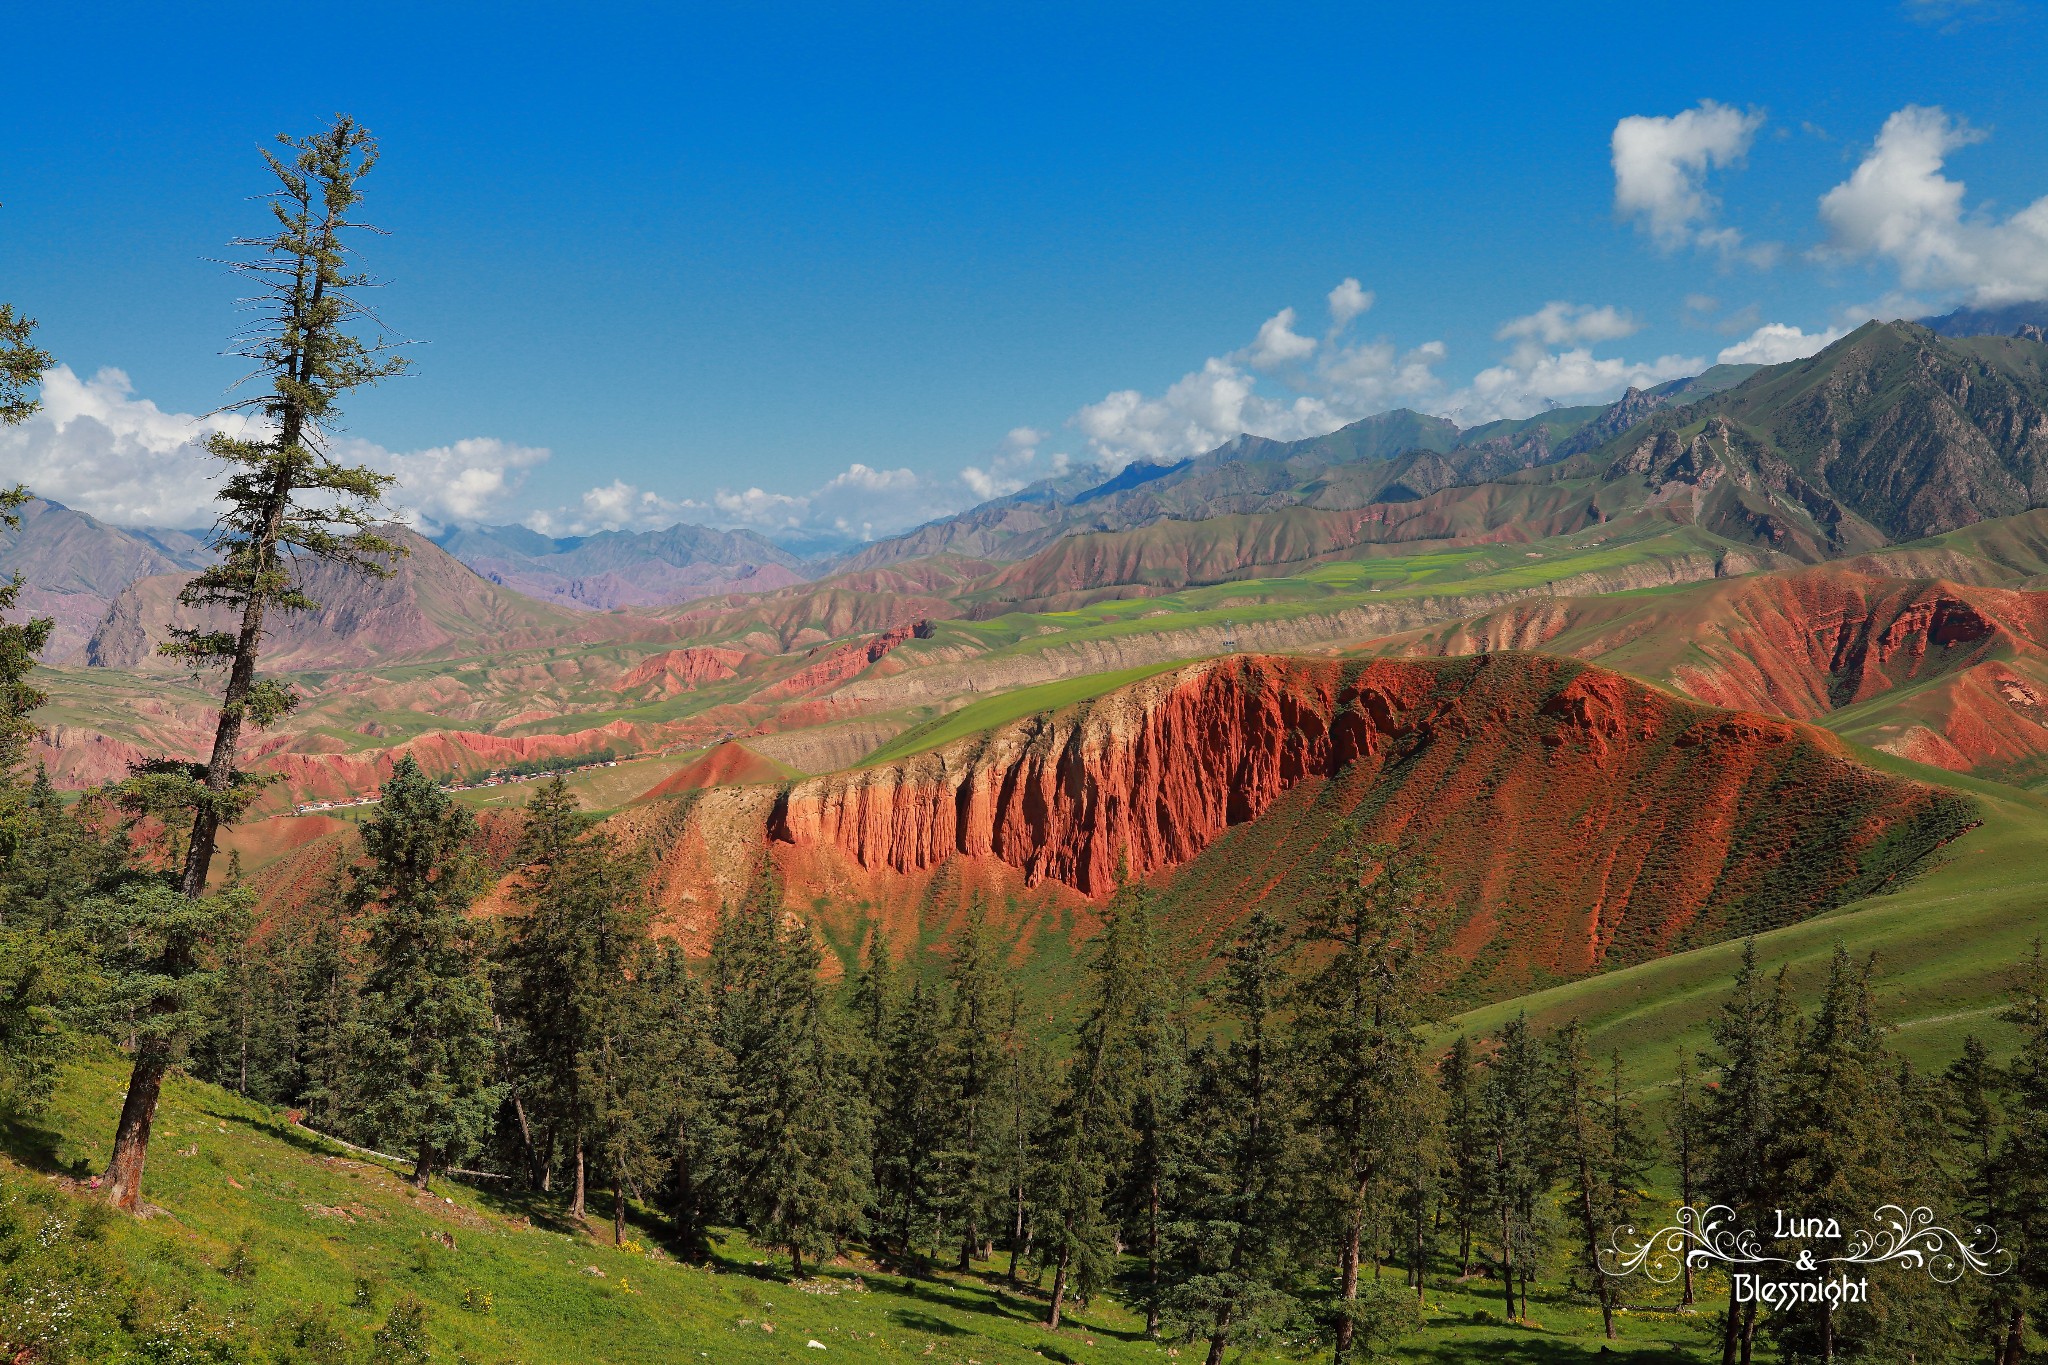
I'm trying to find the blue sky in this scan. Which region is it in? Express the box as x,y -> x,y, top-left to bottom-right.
3,0 -> 2044,545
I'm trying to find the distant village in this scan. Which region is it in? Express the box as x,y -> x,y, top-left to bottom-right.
289,752 -> 626,816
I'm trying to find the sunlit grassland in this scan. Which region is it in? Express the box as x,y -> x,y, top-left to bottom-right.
4,1052 -> 1723,1364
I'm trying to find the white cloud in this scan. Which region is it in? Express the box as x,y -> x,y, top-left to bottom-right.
960,426 -> 1065,502
1715,321 -> 1851,366
0,365 -> 545,531
1444,344 -> 1704,425
1245,307 -> 1317,369
1327,278 -> 1375,329
1818,104 -> 2048,306
534,461 -> 962,544
1067,282 -> 1451,468
1496,301 -> 1640,346
1612,101 -> 1774,263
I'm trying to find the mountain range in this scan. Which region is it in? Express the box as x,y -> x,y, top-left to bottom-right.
11,318 -> 2048,1022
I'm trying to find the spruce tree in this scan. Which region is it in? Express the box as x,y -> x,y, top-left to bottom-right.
1667,1046 -> 1703,1307
1290,834 -> 1446,1359
1766,947 -> 1894,1364
1160,910 -> 1298,1365
1986,942 -> 2048,1365
1439,1034 -> 1487,1280
1034,882 -> 1156,1327
993,985 -> 1054,1284
712,885 -> 868,1277
1479,1013 -> 1545,1325
934,906 -> 1009,1272
637,942 -> 723,1258
350,757 -> 499,1188
1546,1024 -> 1651,1341
502,776 -> 651,1222
875,974 -> 946,1259
104,115 -> 409,1213
847,921 -> 896,1217
1701,938 -> 1792,1365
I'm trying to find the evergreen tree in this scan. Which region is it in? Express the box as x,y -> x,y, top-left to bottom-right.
1667,1045 -> 1703,1306
847,921 -> 896,1216
350,757 -> 500,1188
1033,882 -> 1156,1327
295,896 -> 361,1136
1439,1034 -> 1487,1280
104,115 -> 410,1213
712,885 -> 868,1276
1986,942 -> 2048,1365
637,942 -> 723,1258
1766,947 -> 1896,1363
1546,1024 -> 1651,1340
501,776 -> 651,1222
993,985 -> 1055,1284
875,975 -> 946,1259
934,905 -> 1009,1272
1479,1013 -> 1545,1325
1701,938 -> 1792,1365
1161,910 -> 1298,1365
1290,834 -> 1446,1359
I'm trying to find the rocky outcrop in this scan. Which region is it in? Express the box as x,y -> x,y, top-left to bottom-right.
755,621 -> 932,700
714,654 -> 1969,993
618,646 -> 756,697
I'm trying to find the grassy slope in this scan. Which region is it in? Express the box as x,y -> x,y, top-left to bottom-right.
7,1054 -> 1721,1364
1449,750 -> 2048,1088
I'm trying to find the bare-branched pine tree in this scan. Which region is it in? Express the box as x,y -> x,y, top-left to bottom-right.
103,115 -> 409,1213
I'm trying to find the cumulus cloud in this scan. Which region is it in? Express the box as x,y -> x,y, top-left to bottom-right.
1612,101 -> 1775,264
1245,307 -> 1317,369
1444,343 -> 1704,426
533,460 -> 963,544
960,426 -> 1067,502
1818,104 -> 2048,306
0,365 -> 546,531
1715,321 -> 1852,366
1327,277 -> 1375,329
1067,281 -> 1453,468
1496,301 -> 1640,346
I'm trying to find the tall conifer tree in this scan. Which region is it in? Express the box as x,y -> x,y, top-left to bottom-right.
1291,834 -> 1446,1359
1161,910 -> 1297,1365
104,115 -> 409,1212
350,757 -> 499,1188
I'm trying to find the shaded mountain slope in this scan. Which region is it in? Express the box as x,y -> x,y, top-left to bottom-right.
1583,322 -> 2048,549
77,526 -> 657,670
0,498 -> 212,659
439,520 -> 812,610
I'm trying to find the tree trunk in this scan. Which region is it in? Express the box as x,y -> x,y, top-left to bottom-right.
1145,1178 -> 1162,1338
2000,1306 -> 2025,1365
1721,1279 -> 1740,1365
103,1042 -> 170,1212
413,1141 -> 432,1191
1335,1208 -> 1363,1361
569,1138 -> 586,1221
1007,1180 -> 1025,1283
1500,1212 -> 1516,1323
673,1120 -> 698,1252
511,1091 -> 544,1191
1204,1303 -> 1234,1365
614,1186 -> 626,1245
1412,1194 -> 1428,1306
1046,1243 -> 1070,1328
1739,1302 -> 1757,1364
1819,1303 -> 1833,1364
791,1242 -> 804,1279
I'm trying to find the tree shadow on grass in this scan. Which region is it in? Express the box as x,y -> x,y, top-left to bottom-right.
887,1309 -> 966,1336
1401,1331 -> 1703,1363
0,1110 -> 87,1178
